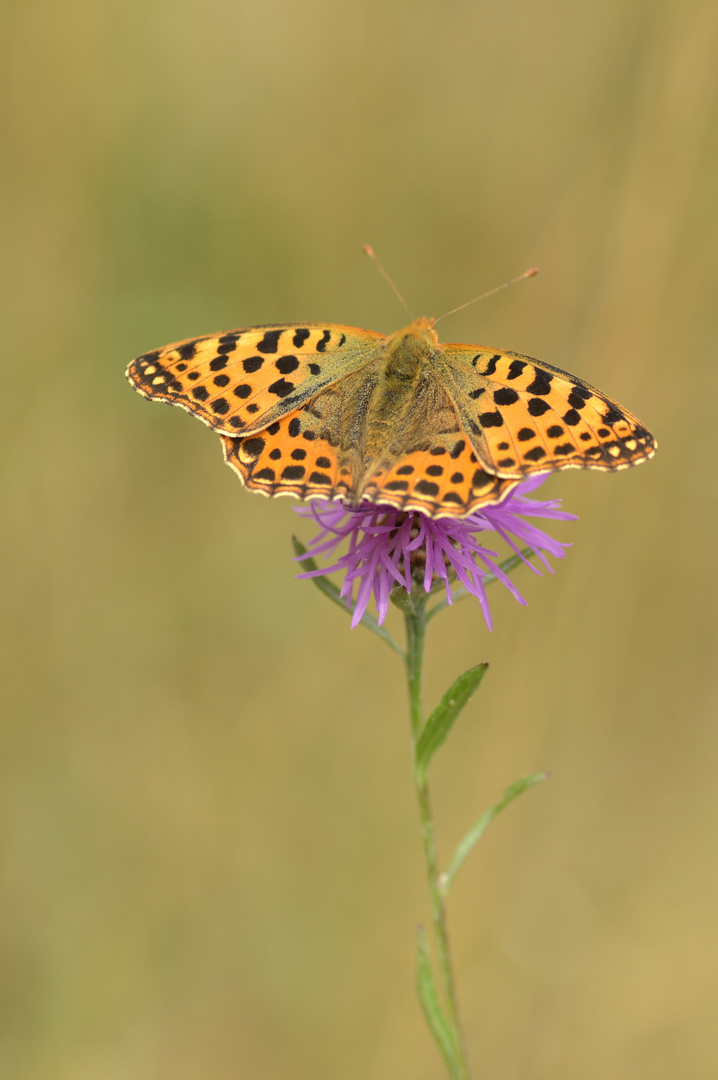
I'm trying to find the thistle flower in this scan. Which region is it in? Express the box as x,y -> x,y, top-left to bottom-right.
296,475 -> 577,630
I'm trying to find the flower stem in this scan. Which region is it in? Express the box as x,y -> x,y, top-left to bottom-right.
404,597 -> 470,1080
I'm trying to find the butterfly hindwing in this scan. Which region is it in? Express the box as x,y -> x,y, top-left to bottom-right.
127,323 -> 383,437
221,412 -> 352,503
360,434 -> 520,516
442,345 -> 656,478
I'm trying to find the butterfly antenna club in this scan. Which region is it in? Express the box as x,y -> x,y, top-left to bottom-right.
434,267 -> 539,325
363,245 -> 415,320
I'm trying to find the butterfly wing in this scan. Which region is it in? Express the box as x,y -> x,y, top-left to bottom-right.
126,323 -> 384,437
220,386 -> 519,514
441,345 -> 656,478
218,366 -> 376,504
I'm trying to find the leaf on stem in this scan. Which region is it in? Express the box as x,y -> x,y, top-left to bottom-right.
414,664 -> 489,784
292,537 -> 404,656
440,772 -> 550,896
416,926 -> 458,1073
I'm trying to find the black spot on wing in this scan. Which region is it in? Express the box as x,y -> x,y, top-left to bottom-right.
481,354 -> 501,376
137,350 -> 160,365
242,437 -> 265,457
268,378 -> 295,398
257,330 -> 283,354
275,355 -> 299,374
243,356 -> 264,373
567,388 -> 588,410
493,388 -> 519,405
524,446 -> 546,462
526,370 -> 553,395
471,469 -> 495,490
603,406 -> 625,425
479,410 -> 504,427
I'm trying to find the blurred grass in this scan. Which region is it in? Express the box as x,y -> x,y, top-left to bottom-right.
1,0 -> 717,1077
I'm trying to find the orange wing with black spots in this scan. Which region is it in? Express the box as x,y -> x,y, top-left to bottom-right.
221,413 -> 353,503
128,317 -> 655,520
127,323 -> 384,437
441,345 -> 656,478
222,418 -> 519,515
359,436 -> 520,516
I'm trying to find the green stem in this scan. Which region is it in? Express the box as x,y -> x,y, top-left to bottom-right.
405,596 -> 470,1080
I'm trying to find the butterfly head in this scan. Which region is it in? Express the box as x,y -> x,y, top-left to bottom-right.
387,316 -> 439,348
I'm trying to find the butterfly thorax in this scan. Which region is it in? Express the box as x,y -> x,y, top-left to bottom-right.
348,320 -> 458,500
362,322 -> 439,442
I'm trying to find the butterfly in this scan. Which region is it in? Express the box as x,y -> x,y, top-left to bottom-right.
126,317 -> 655,519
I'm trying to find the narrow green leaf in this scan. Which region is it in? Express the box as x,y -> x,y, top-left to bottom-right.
414,664 -> 489,784
426,547 -> 538,621
416,926 -> 458,1073
440,772 -> 550,896
292,537 -> 404,657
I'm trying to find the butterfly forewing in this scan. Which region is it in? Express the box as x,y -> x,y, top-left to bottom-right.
127,323 -> 384,437
442,345 -> 656,478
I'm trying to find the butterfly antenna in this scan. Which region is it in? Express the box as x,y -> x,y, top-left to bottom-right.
434,267 -> 539,325
363,245 -> 415,320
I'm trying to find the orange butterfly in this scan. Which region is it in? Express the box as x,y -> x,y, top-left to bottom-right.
126,317 -> 655,519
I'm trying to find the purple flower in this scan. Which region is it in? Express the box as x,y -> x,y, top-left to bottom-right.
296,475 -> 578,630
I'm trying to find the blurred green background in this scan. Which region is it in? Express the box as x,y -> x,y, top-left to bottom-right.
2,0 -> 717,1077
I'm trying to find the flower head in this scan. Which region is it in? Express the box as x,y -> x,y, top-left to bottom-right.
296,476 -> 577,629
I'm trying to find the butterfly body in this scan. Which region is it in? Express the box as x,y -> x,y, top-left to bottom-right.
127,317 -> 655,519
